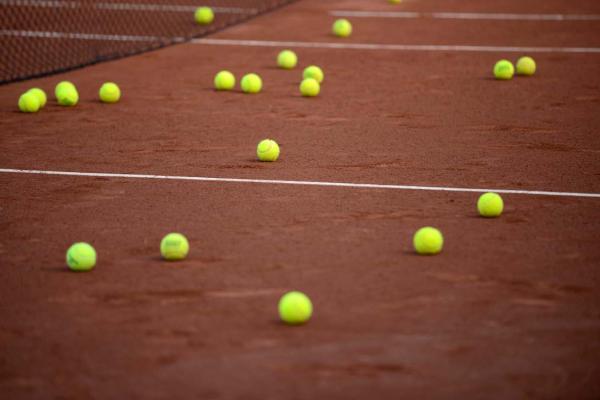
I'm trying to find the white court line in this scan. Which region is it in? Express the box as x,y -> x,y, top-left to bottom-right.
1,169 -> 599,199
194,38 -> 600,54
0,0 -> 255,14
0,29 -> 183,42
330,10 -> 600,21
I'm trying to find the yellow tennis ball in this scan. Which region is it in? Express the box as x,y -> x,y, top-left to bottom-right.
66,242 -> 97,271
18,92 -> 41,113
241,73 -> 262,94
195,6 -> 214,25
516,56 -> 536,76
55,81 -> 79,106
413,227 -> 444,255
332,18 -> 352,37
277,50 -> 298,69
389,0 -> 402,3
57,87 -> 79,106
214,70 -> 235,90
26,88 -> 47,108
54,81 -> 75,98
278,291 -> 313,325
160,233 -> 189,261
302,65 -> 324,83
493,60 -> 514,80
99,82 -> 121,103
300,78 -> 320,97
257,139 -> 280,162
477,192 -> 504,217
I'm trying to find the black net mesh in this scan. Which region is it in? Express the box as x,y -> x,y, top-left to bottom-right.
0,0 -> 296,84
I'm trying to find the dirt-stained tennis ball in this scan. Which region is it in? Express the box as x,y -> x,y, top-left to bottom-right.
493,60 -> 515,80
332,18 -> 352,37
99,82 -> 121,103
278,291 -> 313,325
194,6 -> 214,25
300,78 -> 320,97
241,73 -> 263,94
413,227 -> 444,255
160,233 -> 189,261
214,70 -> 236,91
302,65 -> 324,83
256,139 -> 280,162
388,0 -> 402,4
18,92 -> 41,113
516,56 -> 536,76
26,88 -> 47,108
477,192 -> 504,218
277,50 -> 298,69
55,81 -> 79,106
66,242 -> 97,271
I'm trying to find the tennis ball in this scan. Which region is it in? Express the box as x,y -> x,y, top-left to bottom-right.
303,65 -> 324,83
332,18 -> 352,37
278,291 -> 313,325
57,87 -> 79,106
18,92 -> 41,113
277,50 -> 298,69
300,78 -> 320,97
493,60 -> 514,80
477,192 -> 504,217
214,70 -> 236,90
516,56 -> 536,76
54,81 -> 75,98
66,242 -> 97,271
413,227 -> 444,255
257,139 -> 280,162
160,232 -> 189,261
389,0 -> 402,3
195,6 -> 214,25
55,81 -> 79,106
241,73 -> 262,94
99,82 -> 121,103
27,88 -> 47,108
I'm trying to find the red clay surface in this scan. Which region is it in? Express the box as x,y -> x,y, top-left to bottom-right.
1,0 -> 600,399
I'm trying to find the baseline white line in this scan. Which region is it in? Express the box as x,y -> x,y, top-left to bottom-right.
0,0 -> 255,14
330,10 -> 600,21
193,38 -> 600,54
0,29 -> 183,42
1,169 -> 599,199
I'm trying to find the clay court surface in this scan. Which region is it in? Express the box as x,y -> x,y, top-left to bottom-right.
1,0 -> 600,398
